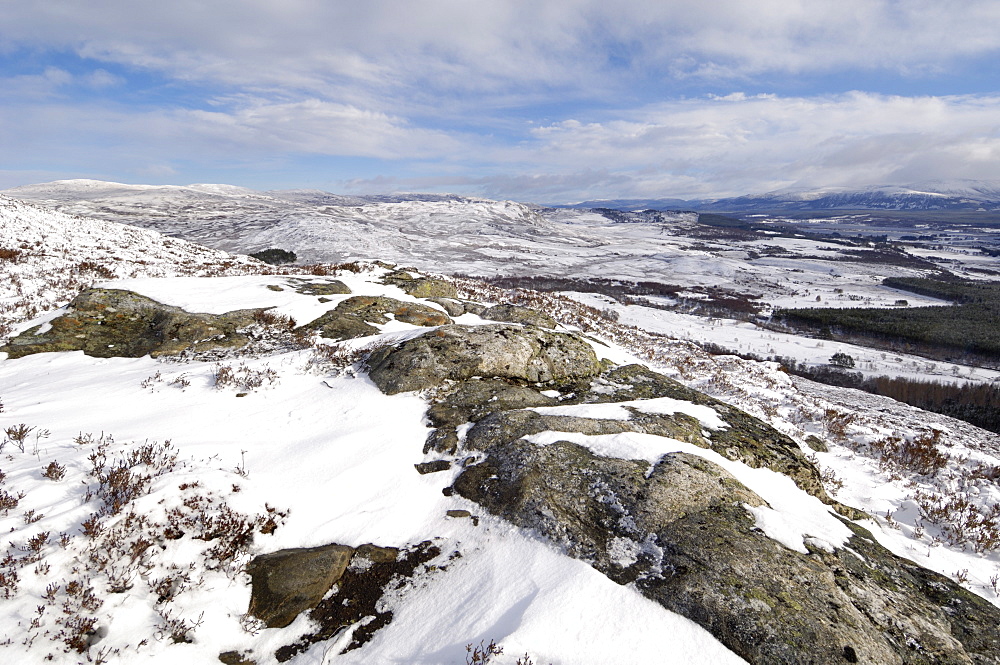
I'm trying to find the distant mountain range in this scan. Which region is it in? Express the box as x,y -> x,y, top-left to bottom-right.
565,180 -> 1000,212
1,179 -> 475,207
7,177 -> 1000,215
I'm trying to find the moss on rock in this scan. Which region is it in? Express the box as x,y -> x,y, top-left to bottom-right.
2,288 -> 258,359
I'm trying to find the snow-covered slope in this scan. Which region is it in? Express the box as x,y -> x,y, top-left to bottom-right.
11,180 -> 1000,311
0,194 -> 267,334
1,266 -> 998,664
1,193 -> 999,663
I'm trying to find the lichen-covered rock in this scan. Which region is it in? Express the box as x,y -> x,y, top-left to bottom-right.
453,441 -> 1000,665
291,280 -> 351,296
366,324 -> 603,394
481,304 -> 557,328
2,288 -> 257,359
427,298 -> 466,317
245,544 -> 354,628
426,378 -> 558,429
423,363 -> 828,502
381,270 -> 458,299
459,300 -> 487,316
563,364 -> 831,502
805,435 -> 829,452
298,295 -> 451,341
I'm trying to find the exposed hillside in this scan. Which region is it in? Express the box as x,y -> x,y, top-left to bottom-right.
1,202 -> 999,664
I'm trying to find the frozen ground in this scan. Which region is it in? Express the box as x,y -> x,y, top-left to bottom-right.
0,191 -> 998,664
8,180 -> 999,313
566,291 -> 1000,386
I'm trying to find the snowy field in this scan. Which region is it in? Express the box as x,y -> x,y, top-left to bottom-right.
566,291 -> 1000,386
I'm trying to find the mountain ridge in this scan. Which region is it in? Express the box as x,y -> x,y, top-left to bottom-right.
9,177 -> 1000,212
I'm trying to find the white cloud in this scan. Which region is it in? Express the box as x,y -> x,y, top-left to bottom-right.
481,92 -> 1000,199
84,68 -> 123,88
3,90 -> 1000,201
5,1 -> 1000,106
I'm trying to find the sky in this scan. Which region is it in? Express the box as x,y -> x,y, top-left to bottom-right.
2,0 -> 1000,203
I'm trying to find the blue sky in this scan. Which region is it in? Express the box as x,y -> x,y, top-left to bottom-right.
3,0 -> 1000,202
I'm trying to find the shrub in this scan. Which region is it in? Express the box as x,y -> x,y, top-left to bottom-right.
253,308 -> 297,330
42,461 -> 66,481
3,423 -> 34,453
213,362 -> 278,391
829,352 -> 856,368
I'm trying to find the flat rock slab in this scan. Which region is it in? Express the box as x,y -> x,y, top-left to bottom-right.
292,280 -> 351,296
298,295 -> 451,341
481,304 -> 556,328
2,288 -> 256,359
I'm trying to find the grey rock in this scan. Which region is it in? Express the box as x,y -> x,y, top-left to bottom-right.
218,651 -> 255,665
426,378 -> 558,428
245,544 -> 354,628
381,270 -> 458,299
274,542 -> 438,661
414,460 -> 451,474
366,324 -> 602,394
567,364 -> 831,502
292,280 -> 351,296
428,298 -> 466,317
454,440 -> 1000,665
2,288 -> 257,359
298,295 -> 451,341
481,304 -> 557,328
805,435 -> 829,452
459,301 -> 487,316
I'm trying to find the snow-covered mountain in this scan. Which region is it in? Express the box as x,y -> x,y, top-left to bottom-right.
707,180 -> 1000,211
565,180 -> 1000,212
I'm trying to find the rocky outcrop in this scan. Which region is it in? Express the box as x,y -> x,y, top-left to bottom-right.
423,363 -> 830,503
381,270 -> 458,299
298,295 -> 452,341
453,440 -> 1000,665
290,279 -> 351,296
366,324 -> 603,394
481,304 -> 556,328
2,288 -> 258,359
577,364 -> 832,501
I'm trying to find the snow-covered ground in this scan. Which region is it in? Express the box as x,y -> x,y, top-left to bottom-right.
1,190 -> 999,664
0,271 -> 756,665
566,291 -> 1000,386
0,194 -> 269,331
8,180 -> 999,313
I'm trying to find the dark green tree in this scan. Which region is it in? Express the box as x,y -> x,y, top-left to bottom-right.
250,248 -> 297,265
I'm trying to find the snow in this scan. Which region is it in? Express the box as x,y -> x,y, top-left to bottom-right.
566,291 -> 1000,387
0,260 -> 755,663
2,182 -> 1000,663
523,431 -> 852,555
530,397 -> 728,430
